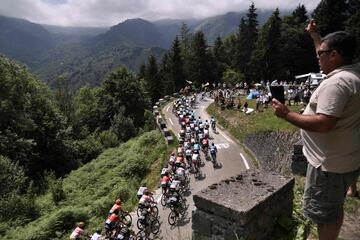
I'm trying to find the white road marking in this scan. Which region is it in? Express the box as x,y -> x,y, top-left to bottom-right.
215,143 -> 230,149
169,118 -> 174,126
240,153 -> 250,169
166,106 -> 170,112
218,129 -> 233,142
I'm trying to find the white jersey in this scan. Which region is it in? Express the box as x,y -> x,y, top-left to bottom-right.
137,186 -> 148,196
170,180 -> 181,191
192,153 -> 199,161
90,233 -> 102,240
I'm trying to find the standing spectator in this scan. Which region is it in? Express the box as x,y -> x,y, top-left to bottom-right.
271,20 -> 360,240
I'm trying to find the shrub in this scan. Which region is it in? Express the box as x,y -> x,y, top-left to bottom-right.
50,178 -> 66,205
118,154 -> 149,179
97,130 -> 119,148
24,207 -> 88,240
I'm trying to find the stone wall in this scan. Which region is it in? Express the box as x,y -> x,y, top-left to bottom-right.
192,170 -> 294,240
243,131 -> 301,176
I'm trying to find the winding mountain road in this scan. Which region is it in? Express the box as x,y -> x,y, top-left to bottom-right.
156,95 -> 253,240
131,95 -> 253,240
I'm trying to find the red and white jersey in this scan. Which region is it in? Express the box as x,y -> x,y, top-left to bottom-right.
70,227 -> 84,239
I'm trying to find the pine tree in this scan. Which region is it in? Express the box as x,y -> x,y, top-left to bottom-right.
188,31 -> 212,88
169,36 -> 185,91
312,0 -> 348,35
179,23 -> 192,81
212,36 -> 227,83
249,8 -> 282,81
144,55 -> 162,104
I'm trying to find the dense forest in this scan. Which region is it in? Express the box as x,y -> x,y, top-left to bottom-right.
0,0 -> 359,239
139,1 -> 360,97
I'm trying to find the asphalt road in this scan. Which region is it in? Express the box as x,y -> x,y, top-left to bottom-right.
131,95 -> 252,240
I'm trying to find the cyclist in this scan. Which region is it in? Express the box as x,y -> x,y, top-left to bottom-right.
169,175 -> 182,194
161,165 -> 169,178
160,174 -> 171,193
115,223 -> 132,240
204,128 -> 209,139
204,119 -> 210,129
175,166 -> 186,183
109,198 -> 128,215
137,183 -> 148,199
201,138 -> 209,150
105,209 -> 120,233
210,116 -> 216,131
90,229 -> 102,240
70,222 -> 86,240
210,143 -> 218,162
138,190 -> 156,215
193,142 -> 201,154
168,153 -> 176,166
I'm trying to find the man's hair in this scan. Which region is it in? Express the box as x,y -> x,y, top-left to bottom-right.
322,31 -> 356,63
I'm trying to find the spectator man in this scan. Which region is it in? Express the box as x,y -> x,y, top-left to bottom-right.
271,20 -> 360,240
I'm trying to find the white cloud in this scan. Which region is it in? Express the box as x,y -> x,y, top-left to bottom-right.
0,0 -> 321,27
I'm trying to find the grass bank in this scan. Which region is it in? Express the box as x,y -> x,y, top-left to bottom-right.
2,130 -> 175,240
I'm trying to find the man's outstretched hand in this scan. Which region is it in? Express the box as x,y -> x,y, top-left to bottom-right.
271,98 -> 290,119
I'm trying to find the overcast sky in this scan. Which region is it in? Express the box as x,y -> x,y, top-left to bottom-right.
0,0 -> 321,27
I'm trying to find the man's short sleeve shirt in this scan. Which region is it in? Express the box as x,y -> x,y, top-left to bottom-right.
301,63 -> 360,173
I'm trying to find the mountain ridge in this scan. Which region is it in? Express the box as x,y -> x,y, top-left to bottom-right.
0,10 -> 276,88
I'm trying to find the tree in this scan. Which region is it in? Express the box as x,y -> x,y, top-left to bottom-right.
53,75 -> 74,123
222,68 -> 245,86
179,23 -> 192,80
188,31 -> 213,88
0,55 -> 76,180
345,2 -> 360,62
159,53 -> 173,94
169,36 -> 185,91
249,8 -> 283,81
211,36 -> 227,83
99,66 -> 147,130
235,17 -> 248,72
312,0 -> 348,35
280,5 -> 318,79
73,86 -> 101,136
244,2 -> 259,78
144,55 -> 162,104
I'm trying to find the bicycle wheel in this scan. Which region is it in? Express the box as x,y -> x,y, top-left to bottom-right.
136,206 -> 142,217
168,211 -> 178,225
135,230 -> 149,240
150,217 -> 161,234
137,219 -> 144,230
161,194 -> 167,207
122,212 -> 132,225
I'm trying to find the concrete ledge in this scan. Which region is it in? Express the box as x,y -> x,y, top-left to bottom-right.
166,135 -> 174,144
162,128 -> 171,137
193,169 -> 294,239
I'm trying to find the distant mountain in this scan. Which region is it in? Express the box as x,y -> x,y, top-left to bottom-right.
0,10 -> 279,88
0,16 -> 54,68
42,24 -> 108,37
